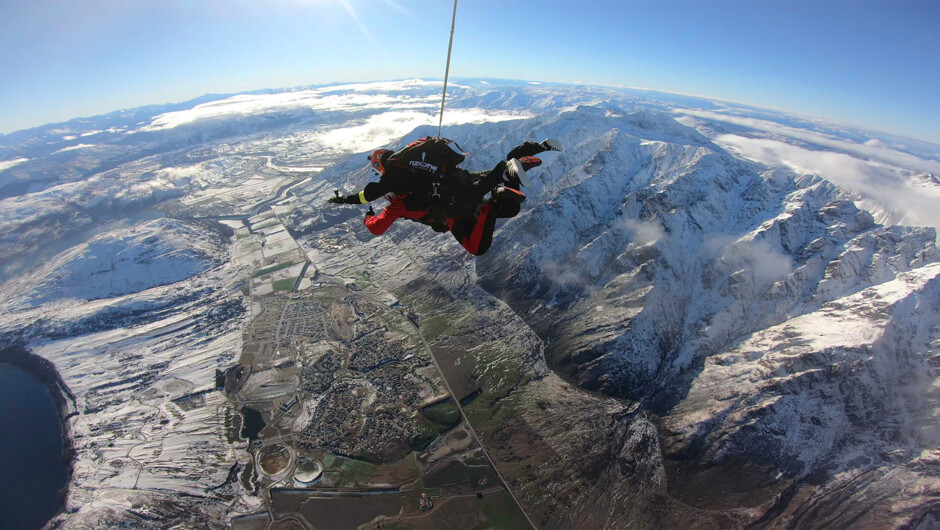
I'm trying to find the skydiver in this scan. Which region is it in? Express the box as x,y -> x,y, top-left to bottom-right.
327,138 -> 561,255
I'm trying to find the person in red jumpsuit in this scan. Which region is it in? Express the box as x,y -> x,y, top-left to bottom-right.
329,138 -> 561,255
361,184 -> 528,255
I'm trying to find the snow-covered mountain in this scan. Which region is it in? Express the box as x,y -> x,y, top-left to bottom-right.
289,92 -> 940,527
1,80 -> 938,528
463,106 -> 940,526
3,218 -> 221,307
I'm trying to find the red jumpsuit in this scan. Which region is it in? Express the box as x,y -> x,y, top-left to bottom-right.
363,195 -> 430,235
364,195 -> 497,256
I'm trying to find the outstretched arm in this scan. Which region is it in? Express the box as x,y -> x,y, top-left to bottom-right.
364,204 -> 400,235
328,181 -> 393,205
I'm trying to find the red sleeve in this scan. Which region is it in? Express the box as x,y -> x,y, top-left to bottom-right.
364,196 -> 430,235
364,206 -> 400,235
364,196 -> 410,235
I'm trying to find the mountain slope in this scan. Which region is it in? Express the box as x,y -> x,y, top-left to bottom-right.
1,218 -> 222,308
291,102 -> 939,527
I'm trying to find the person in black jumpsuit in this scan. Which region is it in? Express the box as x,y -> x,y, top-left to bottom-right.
329,139 -> 561,255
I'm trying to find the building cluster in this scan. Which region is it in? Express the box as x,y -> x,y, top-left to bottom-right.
348,332 -> 409,371
240,292 -> 434,462
366,367 -> 420,407
297,369 -> 422,458
357,408 -> 417,456
300,350 -> 341,394
277,299 -> 326,340
278,395 -> 300,413
299,380 -> 363,453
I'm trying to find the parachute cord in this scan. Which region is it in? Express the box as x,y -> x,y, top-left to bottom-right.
437,0 -> 458,138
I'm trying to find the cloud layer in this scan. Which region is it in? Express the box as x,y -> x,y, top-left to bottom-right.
677,109 -> 940,174
317,109 -> 527,153
716,133 -> 940,231
138,80 -> 473,132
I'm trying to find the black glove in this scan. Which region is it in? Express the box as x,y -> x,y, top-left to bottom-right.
366,206 -> 375,217
328,194 -> 360,205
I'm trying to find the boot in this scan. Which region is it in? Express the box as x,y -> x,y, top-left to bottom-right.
505,158 -> 530,188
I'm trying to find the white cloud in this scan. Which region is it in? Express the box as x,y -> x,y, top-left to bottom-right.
619,218 -> 665,246
137,81 -> 469,132
0,158 -> 29,173
677,108 -> 940,175
727,238 -> 793,284
139,91 -> 390,131
704,234 -> 794,285
315,109 -> 529,153
543,259 -> 592,291
155,165 -> 202,182
320,79 -> 468,94
716,134 -> 940,232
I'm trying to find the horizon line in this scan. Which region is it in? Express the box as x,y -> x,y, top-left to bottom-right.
2,76 -> 939,149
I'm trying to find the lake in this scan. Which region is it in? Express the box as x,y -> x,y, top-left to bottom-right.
0,364 -> 69,529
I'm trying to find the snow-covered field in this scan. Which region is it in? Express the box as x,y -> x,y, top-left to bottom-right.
1,79 -> 938,527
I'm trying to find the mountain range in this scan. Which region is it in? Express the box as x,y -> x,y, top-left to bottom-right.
0,79 -> 937,528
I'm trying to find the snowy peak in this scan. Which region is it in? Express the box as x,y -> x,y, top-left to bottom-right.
470,104 -> 938,402
663,263 -> 940,497
551,106 -> 716,150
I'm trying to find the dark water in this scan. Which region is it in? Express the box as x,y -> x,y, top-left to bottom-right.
240,406 -> 266,442
0,364 -> 68,529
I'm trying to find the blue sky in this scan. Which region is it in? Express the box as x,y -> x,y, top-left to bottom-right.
1,0 -> 938,143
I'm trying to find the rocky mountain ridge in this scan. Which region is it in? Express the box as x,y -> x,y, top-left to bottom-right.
301,102 -> 939,526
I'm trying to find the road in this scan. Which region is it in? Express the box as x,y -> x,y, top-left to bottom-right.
408,319 -> 538,530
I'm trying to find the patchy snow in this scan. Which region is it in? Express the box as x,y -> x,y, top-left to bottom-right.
1,218 -> 221,307
0,157 -> 28,172
54,143 -> 97,153
1,79 -> 938,527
